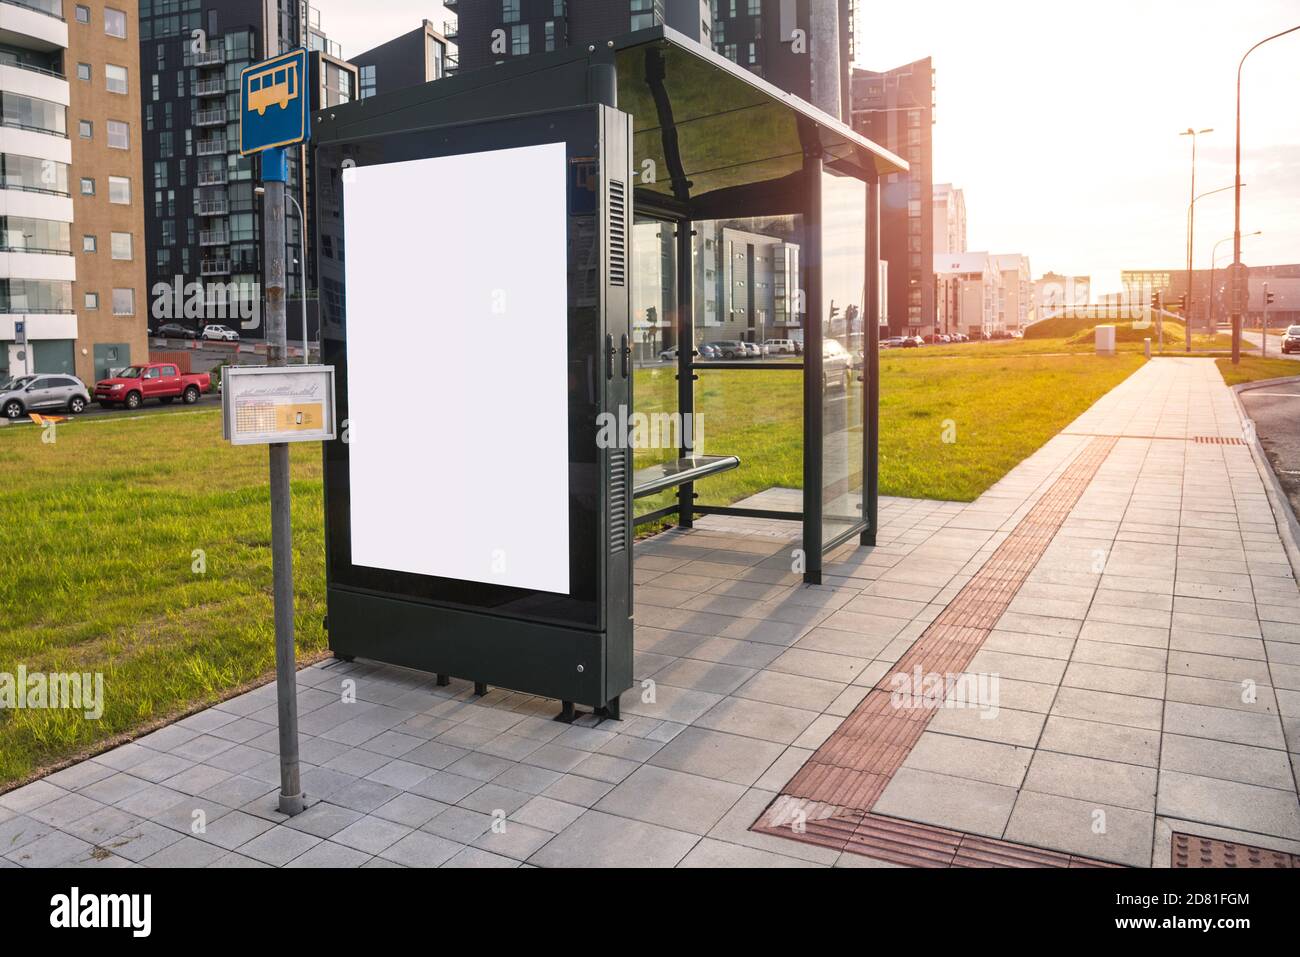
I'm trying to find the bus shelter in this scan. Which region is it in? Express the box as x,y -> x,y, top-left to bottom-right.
312,26 -> 905,716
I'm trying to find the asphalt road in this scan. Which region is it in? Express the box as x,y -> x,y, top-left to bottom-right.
0,393 -> 221,429
1241,330 -> 1300,360
1240,378 -> 1300,519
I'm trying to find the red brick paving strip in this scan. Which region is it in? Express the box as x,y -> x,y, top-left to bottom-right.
754,436 -> 1120,866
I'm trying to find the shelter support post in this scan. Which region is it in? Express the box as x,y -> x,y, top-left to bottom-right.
802,152 -> 825,585
863,170 -> 881,547
676,219 -> 696,528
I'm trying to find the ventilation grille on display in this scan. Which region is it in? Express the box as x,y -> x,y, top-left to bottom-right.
609,448 -> 628,553
608,179 -> 626,286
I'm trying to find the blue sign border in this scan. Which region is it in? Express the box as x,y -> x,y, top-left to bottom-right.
239,48 -> 311,156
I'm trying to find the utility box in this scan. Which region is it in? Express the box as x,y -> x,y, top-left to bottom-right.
315,104 -> 634,717
1096,324 -> 1117,356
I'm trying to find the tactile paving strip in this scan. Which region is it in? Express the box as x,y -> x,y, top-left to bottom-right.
1193,435 -> 1246,445
753,435 -> 1119,865
1171,833 -> 1299,868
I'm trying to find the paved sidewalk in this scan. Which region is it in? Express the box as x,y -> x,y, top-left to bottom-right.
3,358 -> 1298,868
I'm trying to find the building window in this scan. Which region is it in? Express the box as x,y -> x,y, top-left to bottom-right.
510,24 -> 529,55
84,292 -> 99,310
359,64 -> 376,99
105,64 -> 128,95
108,176 -> 130,204
83,235 -> 96,253
111,288 -> 135,316
76,63 -> 91,82
631,0 -> 658,30
107,120 -> 129,149
78,120 -> 93,139
502,0 -> 520,24
75,5 -> 90,24
111,232 -> 133,260
104,8 -> 127,39
544,20 -> 556,51
80,178 -> 95,195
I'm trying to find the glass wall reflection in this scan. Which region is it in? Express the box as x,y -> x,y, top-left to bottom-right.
631,217 -> 681,518
820,168 -> 867,546
692,216 -> 804,361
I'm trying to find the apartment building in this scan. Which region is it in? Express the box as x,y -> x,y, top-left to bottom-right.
1034,272 -> 1090,319
709,0 -> 856,117
935,252 -> 999,338
932,183 -> 965,256
851,58 -> 935,336
137,1 -> 354,338
1,0 -> 147,386
352,20 -> 456,99
993,253 -> 1031,331
451,0 -> 709,71
450,0 -> 856,118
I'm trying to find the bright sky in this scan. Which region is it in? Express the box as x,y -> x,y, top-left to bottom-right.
313,1 -> 1299,295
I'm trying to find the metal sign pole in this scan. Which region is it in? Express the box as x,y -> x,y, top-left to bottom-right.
262,146 -> 305,815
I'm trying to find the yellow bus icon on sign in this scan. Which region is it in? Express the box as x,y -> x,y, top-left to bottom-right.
248,62 -> 299,116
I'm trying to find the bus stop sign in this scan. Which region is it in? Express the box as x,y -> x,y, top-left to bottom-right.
240,48 -> 310,156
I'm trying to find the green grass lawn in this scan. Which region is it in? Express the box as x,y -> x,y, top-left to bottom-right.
0,411 -> 327,786
1215,355 -> 1300,387
0,347 -> 1143,787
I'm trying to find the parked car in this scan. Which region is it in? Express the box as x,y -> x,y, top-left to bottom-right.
696,343 -> 719,360
741,342 -> 761,358
923,334 -> 945,344
822,340 -> 854,391
659,346 -> 679,362
0,374 -> 91,419
900,336 -> 921,348
881,336 -> 908,349
762,338 -> 798,355
155,322 -> 199,340
201,324 -> 240,342
94,363 -> 211,410
705,340 -> 748,359
1283,326 -> 1300,354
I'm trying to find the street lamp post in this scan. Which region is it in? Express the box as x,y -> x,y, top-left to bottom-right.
1186,183 -> 1238,332
1232,23 -> 1300,364
1180,127 -> 1212,351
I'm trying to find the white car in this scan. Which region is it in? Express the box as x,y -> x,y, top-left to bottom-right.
762,339 -> 798,355
201,324 -> 240,342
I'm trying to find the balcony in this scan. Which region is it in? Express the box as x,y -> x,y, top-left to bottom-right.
194,46 -> 225,67
195,78 -> 225,96
198,168 -> 228,186
201,259 -> 231,277
0,1 -> 69,52
197,199 -> 229,216
199,229 -> 229,247
442,18 -> 457,40
194,109 -> 226,127
196,137 -> 225,156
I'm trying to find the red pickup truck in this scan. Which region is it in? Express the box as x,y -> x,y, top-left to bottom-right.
94,363 -> 211,410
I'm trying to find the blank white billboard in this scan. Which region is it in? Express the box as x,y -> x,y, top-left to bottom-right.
343,142 -> 571,594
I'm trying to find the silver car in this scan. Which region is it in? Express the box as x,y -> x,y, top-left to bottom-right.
0,374 -> 91,419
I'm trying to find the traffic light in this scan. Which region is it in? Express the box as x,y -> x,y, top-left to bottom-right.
1265,291 -> 1277,306
1150,292 -> 1161,309
1179,294 -> 1189,313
